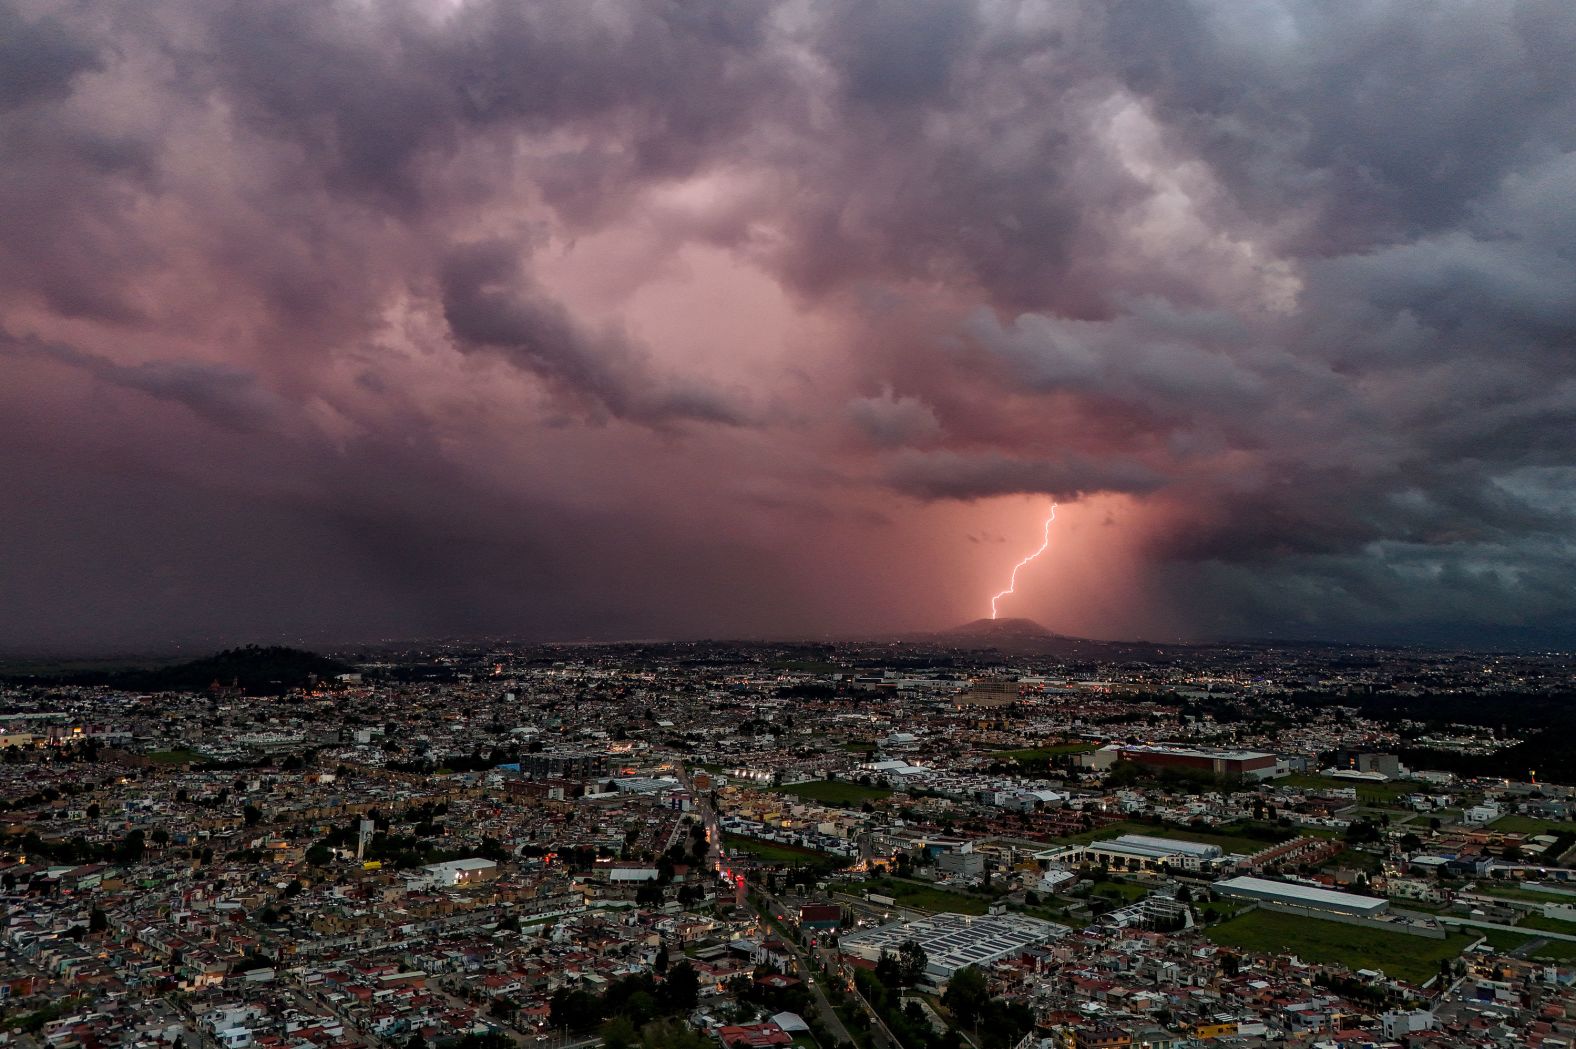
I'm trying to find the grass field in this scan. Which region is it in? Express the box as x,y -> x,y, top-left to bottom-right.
1529,939 -> 1576,961
1513,912 -> 1576,935
1054,820 -> 1290,856
1085,878 -> 1150,902
722,833 -> 842,866
145,748 -> 208,765
1476,928 -> 1536,952
1277,773 -> 1420,804
994,743 -> 1098,762
1205,908 -> 1475,985
1478,883 -> 1576,905
1471,927 -> 1576,962
1488,815 -> 1576,836
766,659 -> 842,674
774,780 -> 892,806
842,878 -> 991,915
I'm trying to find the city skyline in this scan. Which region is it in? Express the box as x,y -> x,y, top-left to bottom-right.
4,1 -> 1576,652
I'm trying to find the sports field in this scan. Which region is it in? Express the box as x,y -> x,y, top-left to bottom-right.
1206,908 -> 1474,985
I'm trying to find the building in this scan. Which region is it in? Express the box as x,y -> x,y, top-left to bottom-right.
593,859 -> 660,883
1356,753 -> 1402,778
1116,745 -> 1279,781
839,911 -> 1067,984
938,850 -> 986,878
954,677 -> 1020,709
1074,1028 -> 1132,1049
799,904 -> 842,931
420,858 -> 499,887
1037,834 -> 1225,872
521,751 -> 607,780
1213,876 -> 1388,917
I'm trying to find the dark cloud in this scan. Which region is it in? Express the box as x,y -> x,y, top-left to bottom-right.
2,0 -> 1576,649
845,387 -> 943,448
3,333 -> 292,433
439,240 -> 748,427
826,0 -> 977,106
0,5 -> 100,112
883,450 -> 1163,503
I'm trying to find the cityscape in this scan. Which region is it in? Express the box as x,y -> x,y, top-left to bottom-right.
5,634 -> 1576,1049
5,2 -> 1576,1049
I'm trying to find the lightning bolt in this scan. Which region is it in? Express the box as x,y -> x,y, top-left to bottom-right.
990,503 -> 1057,619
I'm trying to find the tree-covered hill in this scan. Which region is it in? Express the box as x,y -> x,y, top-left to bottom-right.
6,645 -> 350,695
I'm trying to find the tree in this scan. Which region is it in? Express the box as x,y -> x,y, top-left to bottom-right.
941,966 -> 989,1028
549,989 -> 604,1033
243,804 -> 262,827
897,939 -> 928,988
602,1016 -> 638,1049
875,951 -> 902,989
116,829 -> 146,864
660,961 -> 700,1012
89,906 -> 109,934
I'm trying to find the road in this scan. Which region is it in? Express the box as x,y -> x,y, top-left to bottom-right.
752,887 -> 865,1049
677,759 -> 898,1049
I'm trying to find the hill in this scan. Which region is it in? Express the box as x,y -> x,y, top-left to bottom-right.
6,645 -> 350,695
903,617 -> 1175,660
944,617 -> 1058,639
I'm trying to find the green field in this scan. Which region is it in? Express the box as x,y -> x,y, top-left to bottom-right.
1471,927 -> 1576,962
1478,883 -> 1576,905
1529,939 -> 1576,961
1054,820 -> 1291,856
1277,773 -> 1419,804
774,780 -> 892,806
994,743 -> 1098,762
1476,928 -> 1536,952
145,748 -> 208,765
1206,908 -> 1475,985
722,833 -> 842,866
1488,815 -> 1576,836
767,659 -> 842,674
842,878 -> 991,915
1513,912 -> 1576,935
1085,878 -> 1150,902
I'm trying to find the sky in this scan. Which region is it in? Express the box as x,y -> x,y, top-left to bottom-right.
3,0 -> 1576,653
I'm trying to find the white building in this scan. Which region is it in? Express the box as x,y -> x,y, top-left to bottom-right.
420,858 -> 498,887
839,911 -> 1068,985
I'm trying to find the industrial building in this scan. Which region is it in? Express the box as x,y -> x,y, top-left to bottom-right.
1214,876 -> 1389,917
839,911 -> 1067,984
520,751 -> 607,780
418,857 -> 498,887
1036,833 -> 1226,872
1116,744 -> 1280,781
954,677 -> 1021,709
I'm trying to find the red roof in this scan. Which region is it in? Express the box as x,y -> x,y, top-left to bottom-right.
717,1023 -> 793,1048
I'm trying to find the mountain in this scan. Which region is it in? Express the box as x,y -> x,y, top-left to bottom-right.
902,617 -> 1177,659
943,617 -> 1058,639
5,645 -> 350,695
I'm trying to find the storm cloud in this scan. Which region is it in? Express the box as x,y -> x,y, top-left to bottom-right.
3,0 -> 1576,650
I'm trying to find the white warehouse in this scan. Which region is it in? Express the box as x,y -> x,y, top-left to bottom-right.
1214,876 -> 1389,917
